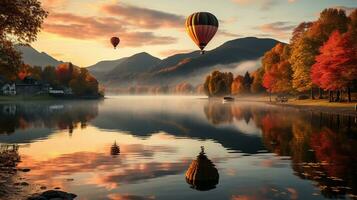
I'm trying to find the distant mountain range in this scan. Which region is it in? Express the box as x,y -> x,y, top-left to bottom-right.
17,37 -> 280,87
15,45 -> 63,67
88,37 -> 280,87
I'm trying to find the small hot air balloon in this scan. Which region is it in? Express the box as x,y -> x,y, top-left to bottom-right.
185,12 -> 219,54
110,37 -> 120,49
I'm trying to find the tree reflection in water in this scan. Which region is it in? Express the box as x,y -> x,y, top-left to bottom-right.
204,101 -> 357,198
0,101 -> 99,135
110,141 -> 120,157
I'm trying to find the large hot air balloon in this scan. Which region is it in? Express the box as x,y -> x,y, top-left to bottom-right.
110,37 -> 120,49
185,12 -> 219,54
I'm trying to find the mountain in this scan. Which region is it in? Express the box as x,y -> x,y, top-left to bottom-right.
95,37 -> 280,87
150,37 -> 279,81
87,57 -> 128,81
98,52 -> 162,86
15,45 -> 63,67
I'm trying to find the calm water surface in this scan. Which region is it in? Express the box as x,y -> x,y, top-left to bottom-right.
0,96 -> 356,200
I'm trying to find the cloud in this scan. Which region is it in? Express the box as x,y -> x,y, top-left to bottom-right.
43,12 -> 177,47
41,0 -> 69,11
219,30 -> 243,38
255,21 -> 295,39
159,49 -> 195,57
101,2 -> 185,29
232,0 -> 295,10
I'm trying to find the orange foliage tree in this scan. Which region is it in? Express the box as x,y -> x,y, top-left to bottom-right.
262,43 -> 292,94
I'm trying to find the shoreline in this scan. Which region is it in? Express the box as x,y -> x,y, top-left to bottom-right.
233,96 -> 357,116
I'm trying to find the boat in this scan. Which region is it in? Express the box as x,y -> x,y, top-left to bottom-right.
222,96 -> 235,103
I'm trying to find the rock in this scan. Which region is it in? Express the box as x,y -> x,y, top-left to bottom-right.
27,190 -> 77,200
20,168 -> 31,172
40,186 -> 47,190
54,187 -> 61,190
20,182 -> 29,186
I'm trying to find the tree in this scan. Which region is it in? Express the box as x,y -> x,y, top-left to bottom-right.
204,71 -> 233,97
242,71 -> 253,92
290,8 -> 349,99
0,38 -> 22,80
290,22 -> 313,44
0,0 -> 48,43
250,68 -> 265,93
262,43 -> 292,94
231,75 -> 244,95
0,0 -> 47,80
289,34 -> 319,96
311,31 -> 357,102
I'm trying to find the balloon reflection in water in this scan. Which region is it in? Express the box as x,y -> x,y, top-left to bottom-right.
110,141 -> 120,156
185,146 -> 219,191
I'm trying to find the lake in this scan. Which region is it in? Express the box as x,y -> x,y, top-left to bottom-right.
0,96 -> 356,200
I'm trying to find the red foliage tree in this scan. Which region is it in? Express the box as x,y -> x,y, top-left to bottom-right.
311,31 -> 357,101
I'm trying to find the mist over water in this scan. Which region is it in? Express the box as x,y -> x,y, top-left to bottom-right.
0,96 -> 356,200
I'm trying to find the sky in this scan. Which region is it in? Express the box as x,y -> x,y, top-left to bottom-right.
32,0 -> 357,67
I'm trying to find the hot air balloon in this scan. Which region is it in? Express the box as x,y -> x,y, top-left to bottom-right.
185,12 -> 219,54
110,141 -> 120,156
110,37 -> 120,49
185,146 -> 219,191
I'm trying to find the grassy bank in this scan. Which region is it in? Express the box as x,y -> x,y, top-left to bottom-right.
234,95 -> 357,116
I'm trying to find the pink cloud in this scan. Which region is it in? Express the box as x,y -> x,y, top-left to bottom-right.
159,49 -> 195,57
101,3 -> 185,29
43,12 -> 177,47
255,21 -> 295,39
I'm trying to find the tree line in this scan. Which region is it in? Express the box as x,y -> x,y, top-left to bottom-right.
204,8 -> 357,102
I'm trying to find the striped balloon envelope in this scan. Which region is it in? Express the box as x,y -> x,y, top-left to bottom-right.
185,12 -> 219,54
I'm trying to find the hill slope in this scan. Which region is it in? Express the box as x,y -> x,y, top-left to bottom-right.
15,45 -> 63,67
97,37 -> 280,87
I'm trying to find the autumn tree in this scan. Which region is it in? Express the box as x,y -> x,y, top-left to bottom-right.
262,43 -> 292,94
204,71 -> 233,97
231,75 -> 244,95
290,8 -> 349,99
311,31 -> 357,102
250,68 -> 265,93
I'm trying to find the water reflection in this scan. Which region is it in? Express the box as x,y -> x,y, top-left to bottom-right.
0,101 -> 99,143
110,141 -> 120,156
0,97 -> 356,199
185,146 -> 219,191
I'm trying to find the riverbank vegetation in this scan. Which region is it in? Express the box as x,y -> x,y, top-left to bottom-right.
204,8 -> 357,103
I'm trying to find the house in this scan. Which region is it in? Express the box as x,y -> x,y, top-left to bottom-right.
1,83 -> 16,96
